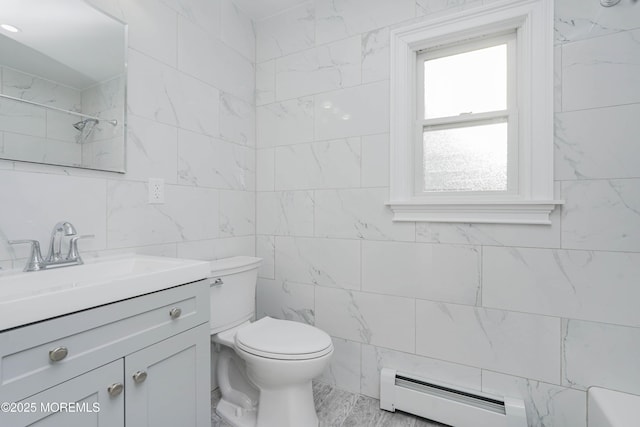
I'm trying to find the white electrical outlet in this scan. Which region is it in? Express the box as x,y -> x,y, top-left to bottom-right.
148,178 -> 165,204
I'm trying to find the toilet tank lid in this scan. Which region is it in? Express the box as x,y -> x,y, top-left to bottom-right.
209,256 -> 262,276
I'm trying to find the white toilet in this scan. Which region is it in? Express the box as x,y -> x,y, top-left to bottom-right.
208,256 -> 333,427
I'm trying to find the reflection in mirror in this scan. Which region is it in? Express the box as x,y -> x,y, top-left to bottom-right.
0,0 -> 127,172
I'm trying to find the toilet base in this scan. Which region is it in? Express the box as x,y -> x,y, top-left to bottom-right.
217,381 -> 319,427
216,398 -> 257,427
255,381 -> 318,427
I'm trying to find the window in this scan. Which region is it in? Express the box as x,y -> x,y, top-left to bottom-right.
388,0 -> 562,224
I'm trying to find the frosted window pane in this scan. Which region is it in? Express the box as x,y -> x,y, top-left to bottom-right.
423,123 -> 507,192
424,44 -> 507,119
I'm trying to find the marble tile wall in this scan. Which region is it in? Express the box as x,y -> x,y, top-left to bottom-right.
0,0 -> 256,267
0,67 -> 82,166
255,1 -> 640,426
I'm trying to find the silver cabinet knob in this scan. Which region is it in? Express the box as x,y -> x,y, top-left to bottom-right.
49,346 -> 68,362
169,307 -> 182,319
132,370 -> 147,384
213,277 -> 224,286
107,383 -> 123,397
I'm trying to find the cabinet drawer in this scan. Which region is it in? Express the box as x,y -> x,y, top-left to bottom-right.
0,280 -> 209,402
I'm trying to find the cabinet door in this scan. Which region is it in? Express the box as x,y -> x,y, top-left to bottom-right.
125,324 -> 210,427
0,360 -> 124,427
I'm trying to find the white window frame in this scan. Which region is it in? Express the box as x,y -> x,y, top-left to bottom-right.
416,32 -> 518,196
388,0 -> 563,224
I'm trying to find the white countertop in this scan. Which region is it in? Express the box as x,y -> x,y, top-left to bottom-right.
0,254 -> 210,331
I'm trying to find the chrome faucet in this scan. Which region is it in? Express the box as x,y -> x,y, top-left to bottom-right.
46,221 -> 77,262
9,221 -> 94,272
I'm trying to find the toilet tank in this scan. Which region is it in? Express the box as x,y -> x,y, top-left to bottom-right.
209,256 -> 262,334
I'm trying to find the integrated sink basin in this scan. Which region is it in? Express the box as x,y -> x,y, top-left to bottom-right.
0,255 -> 209,331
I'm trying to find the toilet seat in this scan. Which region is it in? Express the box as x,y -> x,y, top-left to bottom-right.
235,317 -> 333,360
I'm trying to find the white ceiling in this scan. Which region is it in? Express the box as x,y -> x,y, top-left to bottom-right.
232,0 -> 310,20
0,0 -> 125,89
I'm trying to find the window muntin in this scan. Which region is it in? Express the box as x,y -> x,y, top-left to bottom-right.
416,33 -> 517,195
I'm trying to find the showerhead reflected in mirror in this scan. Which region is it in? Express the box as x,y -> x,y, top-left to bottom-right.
0,0 -> 127,173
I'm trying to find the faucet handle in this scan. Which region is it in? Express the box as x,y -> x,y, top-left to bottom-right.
67,234 -> 94,263
9,240 -> 45,272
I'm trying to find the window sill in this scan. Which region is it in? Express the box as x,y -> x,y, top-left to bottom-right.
386,199 -> 564,225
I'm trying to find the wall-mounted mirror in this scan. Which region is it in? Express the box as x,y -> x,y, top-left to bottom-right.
0,0 -> 127,173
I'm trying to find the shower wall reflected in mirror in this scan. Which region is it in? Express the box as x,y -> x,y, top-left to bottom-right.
0,0 -> 127,173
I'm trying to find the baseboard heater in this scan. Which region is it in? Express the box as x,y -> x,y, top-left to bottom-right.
380,368 -> 527,427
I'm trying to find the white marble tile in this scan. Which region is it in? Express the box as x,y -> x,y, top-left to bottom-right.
561,179 -> 640,252
555,104 -> 640,180
315,188 -> 415,241
562,29 -> 640,112
82,75 -> 125,114
125,114 -> 178,184
361,133 -> 389,188
274,138 -> 361,190
219,190 -> 255,237
318,338 -> 361,394
315,287 -> 415,353
158,0 -> 220,38
484,247 -> 640,327
176,12 -> 217,87
256,191 -> 315,236
0,170 -> 107,260
362,27 -> 390,84
416,0 -> 482,17
482,371 -> 587,427
46,111 -> 78,144
555,0 -> 640,44
172,72 -> 220,136
257,97 -> 314,148
362,240 -> 480,304
554,45 -> 562,113
2,68 -> 81,111
178,129 -> 255,190
256,148 -> 275,191
360,344 -> 482,399
256,235 -> 275,279
176,236 -> 255,261
416,208 -> 562,248
315,81 -> 389,140
256,3 -> 315,63
275,36 -> 362,101
221,0 -> 255,62
256,278 -> 315,325
274,236 -> 360,289
563,319 -> 640,395
220,92 -> 255,147
416,301 -> 561,384
127,50 -> 180,127
106,181 -> 219,248
178,16 -> 255,103
81,138 -> 125,172
2,134 -> 81,167
315,0 -> 415,45
256,60 -> 276,106
123,0 -> 178,67
84,243 -> 178,260
0,98 -> 46,137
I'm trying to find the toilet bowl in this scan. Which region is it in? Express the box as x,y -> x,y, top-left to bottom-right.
209,256 -> 333,427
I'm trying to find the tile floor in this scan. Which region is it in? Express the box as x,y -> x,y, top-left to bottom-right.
211,382 -> 449,427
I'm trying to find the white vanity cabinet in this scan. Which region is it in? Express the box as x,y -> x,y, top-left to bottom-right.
13,360 -> 124,427
0,279 -> 210,427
